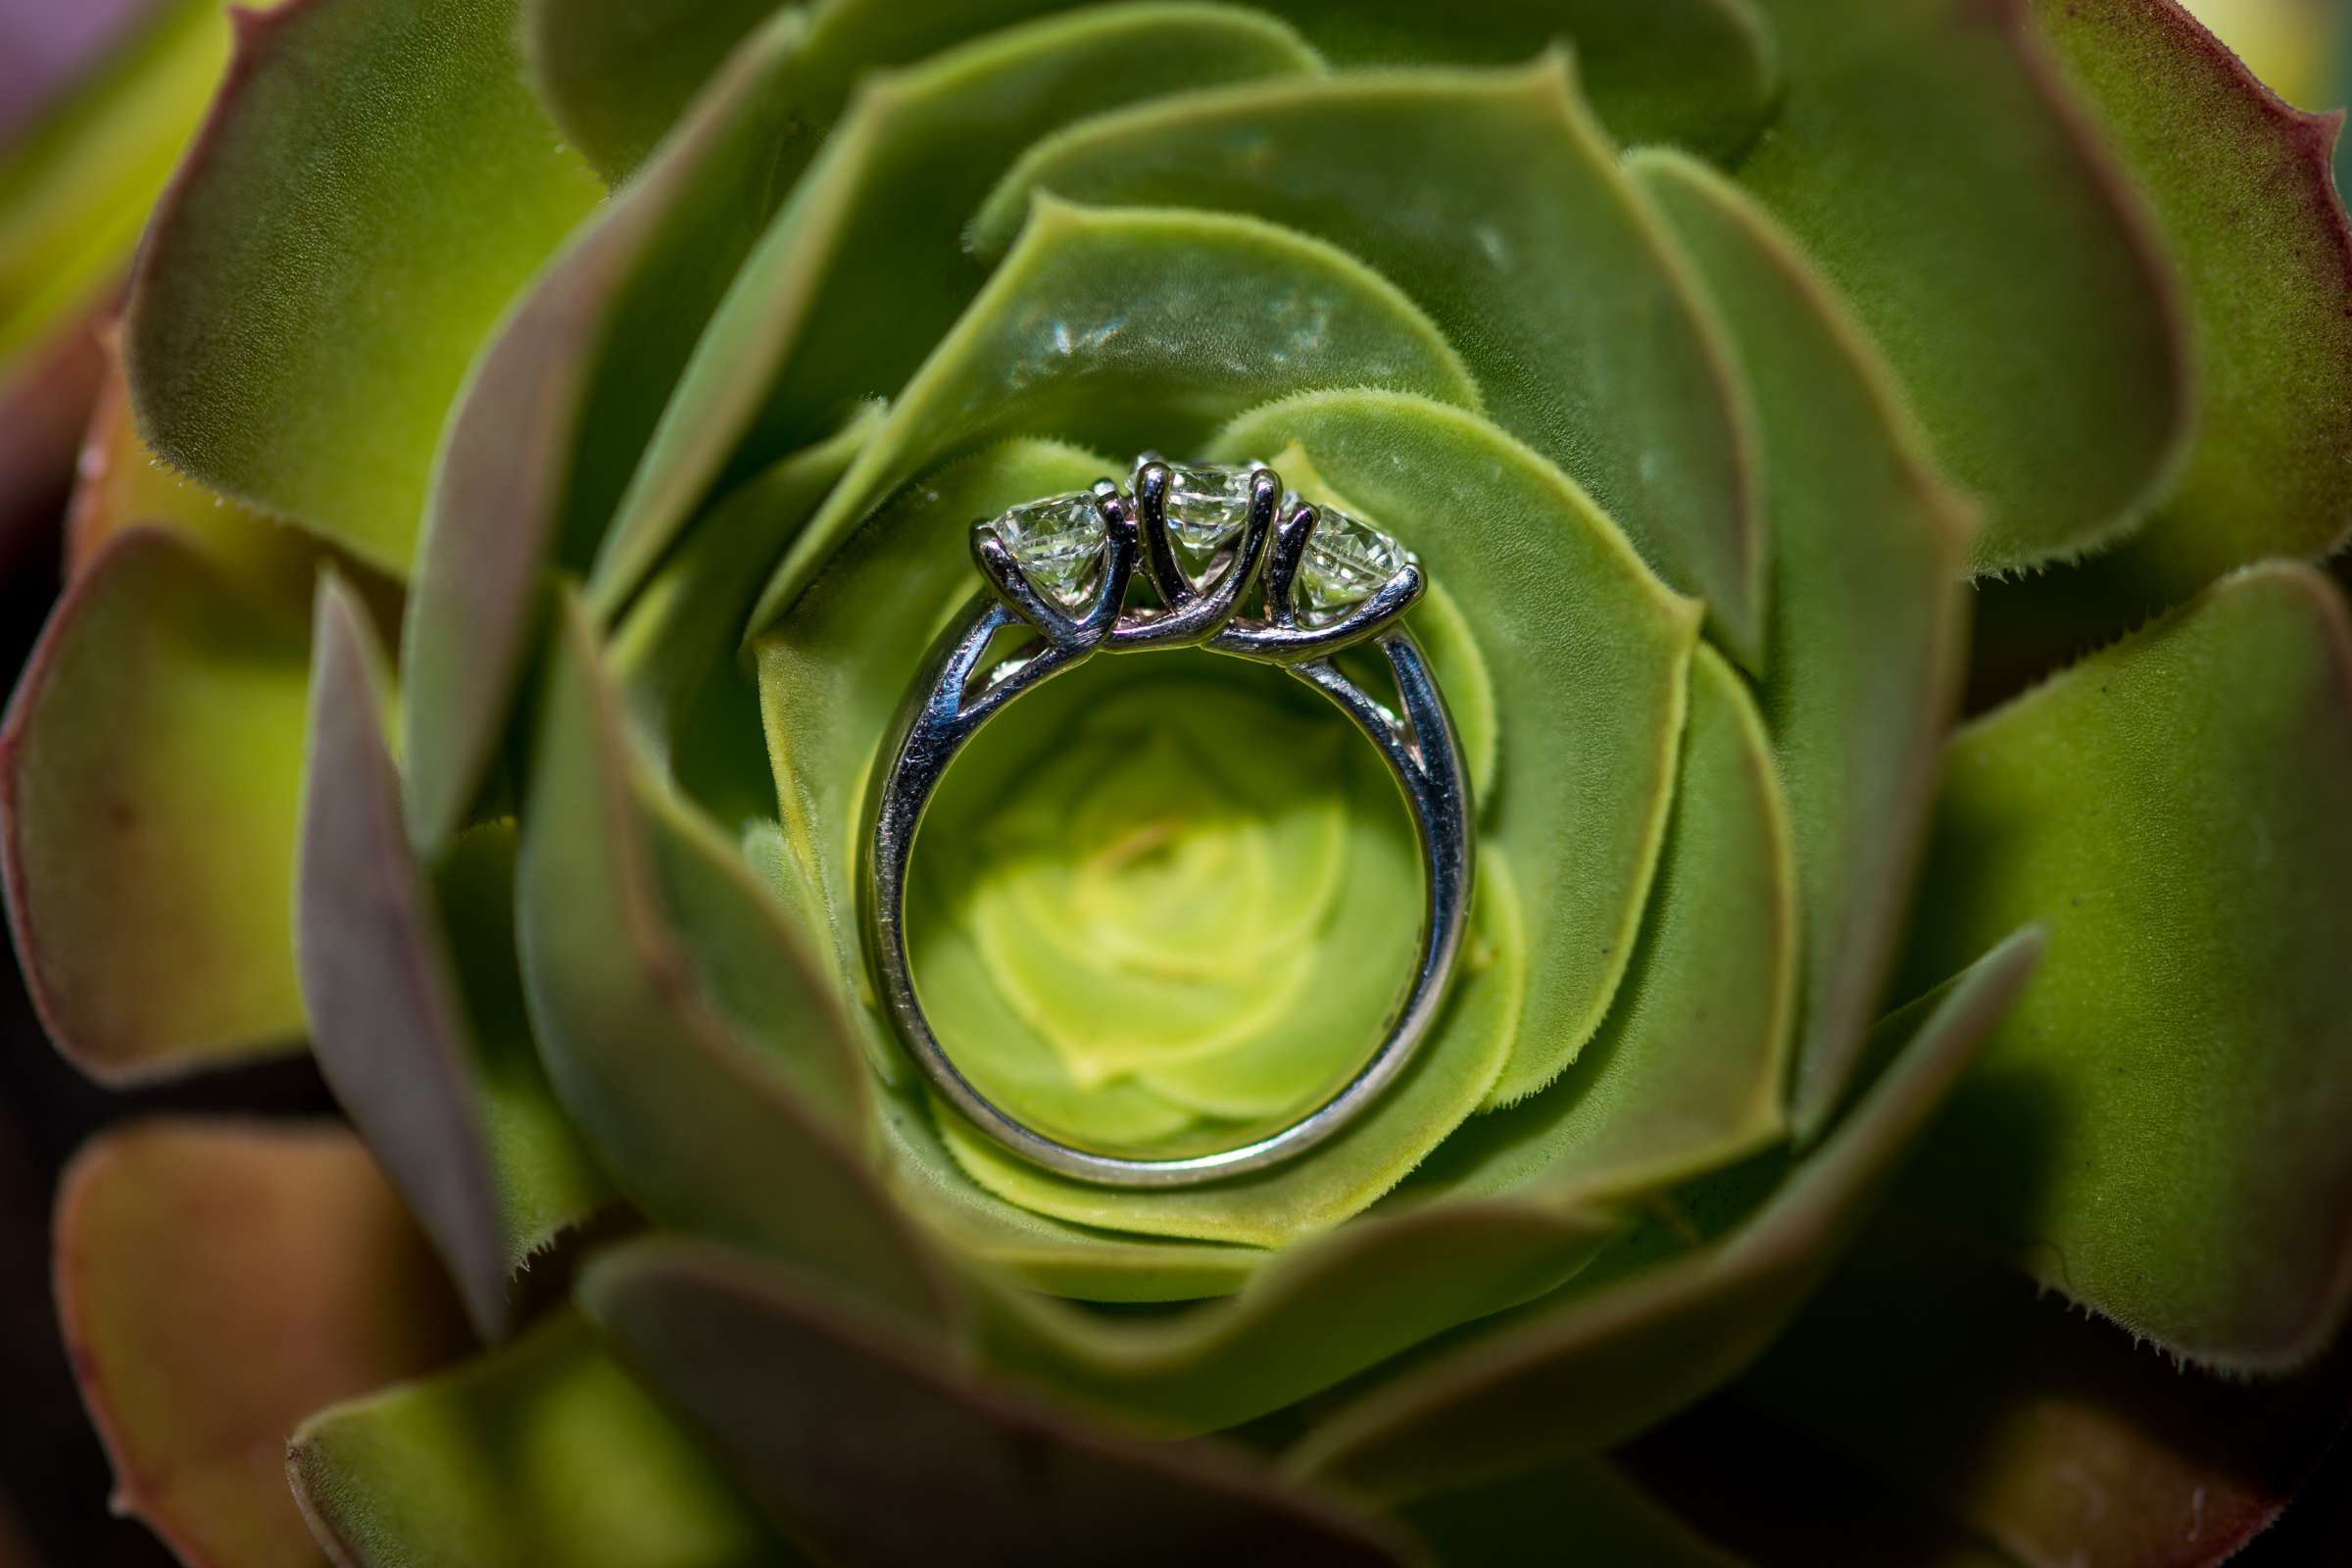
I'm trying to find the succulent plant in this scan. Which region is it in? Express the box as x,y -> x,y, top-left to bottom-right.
8,0 -> 2352,1561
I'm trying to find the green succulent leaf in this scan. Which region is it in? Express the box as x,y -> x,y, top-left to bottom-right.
972,1196 -> 1619,1437
1286,930 -> 2041,1504
63,343 -> 320,609
0,0 -> 227,369
767,197 -> 1479,621
56,1121 -> 472,1568
609,407 -> 884,837
1897,562 -> 2352,1371
579,1234 -> 1418,1566
521,0 -> 787,181
518,589 -> 950,1329
297,576 -> 611,1341
597,4 -> 1327,618
0,530 -> 310,1081
1735,0 -> 2188,572
1406,643 -> 1796,1205
530,0 -> 1777,188
1741,1226 -> 2352,1568
974,56 -> 1767,660
1215,393 -> 1701,1107
1629,149 -> 1975,1139
797,0 -> 1784,155
402,8 -> 810,853
2028,0 -> 2352,596
123,0 -> 604,570
291,1311 -> 786,1567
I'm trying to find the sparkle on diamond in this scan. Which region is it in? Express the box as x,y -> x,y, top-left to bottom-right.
990,492 -> 1104,608
1299,506 -> 1411,615
1138,456 -> 1263,577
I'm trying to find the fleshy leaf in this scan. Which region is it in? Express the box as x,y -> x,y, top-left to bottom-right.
1216,393 -> 1701,1106
401,7 -> 808,853
1895,562 -> 2352,1370
787,0 -> 1781,157
0,0 -> 227,368
939,850 -> 1524,1247
771,197 -> 1478,620
123,0 -> 603,569
601,3 -> 1326,615
974,56 -> 1767,661
1740,1225 -> 2352,1568
0,529 -> 309,1081
517,589 -> 950,1330
580,1235 -> 1416,1566
1286,931 -> 2042,1504
1631,150 -> 1975,1139
875,1083 -> 1272,1302
526,0 -> 1776,185
1735,0 -> 2188,571
972,1197 -> 1617,1438
520,0 -> 785,181
612,409 -> 879,765
1406,644 -> 1796,1203
2027,0 -> 2352,596
65,331 -> 318,609
297,576 -> 610,1340
291,1311 -> 785,1567
55,1120 -> 471,1568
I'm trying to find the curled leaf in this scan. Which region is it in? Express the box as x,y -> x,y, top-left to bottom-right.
298,575 -> 609,1341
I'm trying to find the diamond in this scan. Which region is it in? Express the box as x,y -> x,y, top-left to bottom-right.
1298,506 -> 1411,617
988,492 -> 1106,609
1137,456 -> 1263,575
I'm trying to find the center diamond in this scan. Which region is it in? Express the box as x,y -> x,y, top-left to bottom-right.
1299,506 -> 1412,617
1139,456 -> 1264,576
989,492 -> 1106,609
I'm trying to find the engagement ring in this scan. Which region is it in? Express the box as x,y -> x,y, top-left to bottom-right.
862,458 -> 1473,1187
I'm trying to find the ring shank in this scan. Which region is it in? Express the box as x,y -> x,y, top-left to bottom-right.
862,595 -> 1473,1188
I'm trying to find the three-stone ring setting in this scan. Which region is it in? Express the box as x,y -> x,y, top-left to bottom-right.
862,457 -> 1473,1188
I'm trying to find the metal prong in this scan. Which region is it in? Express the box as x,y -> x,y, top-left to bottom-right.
1075,483 -> 1140,642
1110,463 -> 1282,651
970,525 -> 1084,647
1132,462 -> 1188,607
1209,559 -> 1424,663
1261,500 -> 1319,630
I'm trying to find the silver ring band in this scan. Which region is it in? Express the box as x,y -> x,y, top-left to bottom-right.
860,463 -> 1473,1188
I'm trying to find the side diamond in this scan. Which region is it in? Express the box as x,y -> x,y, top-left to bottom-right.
1298,506 -> 1411,616
989,492 -> 1105,608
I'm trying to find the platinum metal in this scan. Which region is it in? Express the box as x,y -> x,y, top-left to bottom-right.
861,462 -> 1473,1187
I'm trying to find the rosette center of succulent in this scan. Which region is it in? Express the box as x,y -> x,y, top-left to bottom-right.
904,656 -> 1416,1156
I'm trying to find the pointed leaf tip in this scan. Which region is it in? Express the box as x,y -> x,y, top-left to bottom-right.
299,575 -> 608,1342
